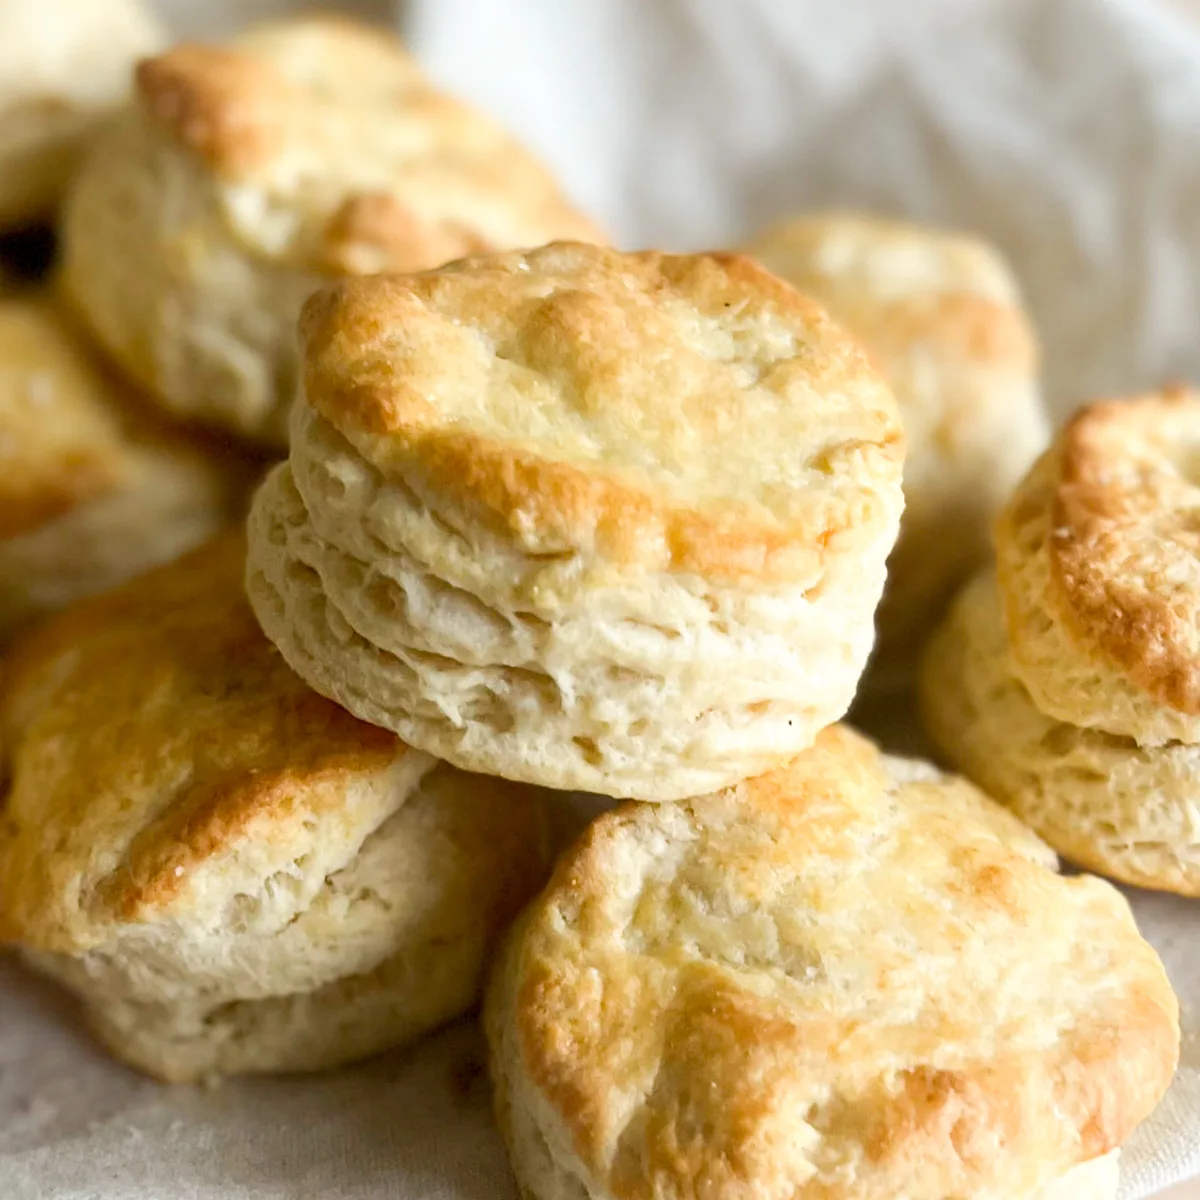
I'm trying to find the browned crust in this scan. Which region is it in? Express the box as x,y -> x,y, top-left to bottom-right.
315,192 -> 494,276
0,532 -> 404,948
134,19 -> 425,178
132,23 -> 603,282
95,724 -> 398,923
1047,387 -> 1200,714
503,725 -> 1179,1198
0,453 -> 127,540
136,44 -> 290,176
0,294 -> 263,540
299,244 -> 904,583
0,298 -> 135,538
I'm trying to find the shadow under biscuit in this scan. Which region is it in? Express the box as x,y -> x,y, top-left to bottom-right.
0,226 -> 57,287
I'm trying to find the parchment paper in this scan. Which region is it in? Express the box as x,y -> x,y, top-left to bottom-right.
2,0 -> 1198,1196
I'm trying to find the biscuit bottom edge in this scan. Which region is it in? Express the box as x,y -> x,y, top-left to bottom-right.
74,936 -> 485,1083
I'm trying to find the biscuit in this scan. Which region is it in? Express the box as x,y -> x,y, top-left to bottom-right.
920,571 -> 1200,896
0,0 -> 162,229
996,388 -> 1200,745
60,16 -> 602,446
0,534 -> 553,1082
0,295 -> 253,641
485,724 -> 1177,1200
746,214 -> 1048,686
245,243 -> 906,801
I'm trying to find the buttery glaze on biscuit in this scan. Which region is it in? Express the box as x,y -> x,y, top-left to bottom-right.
747,214 -> 1047,686
60,16 -> 601,444
0,295 -> 252,640
997,388 -> 1200,744
0,534 -> 553,1081
485,726 -> 1178,1200
247,242 -> 906,800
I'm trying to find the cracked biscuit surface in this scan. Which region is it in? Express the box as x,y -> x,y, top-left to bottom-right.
0,534 -> 553,1081
747,214 -> 1047,688
246,242 -> 906,800
0,294 -> 253,641
60,15 -> 601,445
485,725 -> 1178,1200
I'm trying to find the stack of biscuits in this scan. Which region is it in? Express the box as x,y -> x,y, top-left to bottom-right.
0,5 -> 1186,1200
922,388 -> 1200,899
0,4 -> 601,640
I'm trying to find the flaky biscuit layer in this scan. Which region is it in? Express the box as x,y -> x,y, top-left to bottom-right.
246,244 -> 904,798
921,572 -> 1200,896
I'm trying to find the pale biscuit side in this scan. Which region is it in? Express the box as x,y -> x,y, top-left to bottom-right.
921,572 -> 1200,896
248,458 -> 888,800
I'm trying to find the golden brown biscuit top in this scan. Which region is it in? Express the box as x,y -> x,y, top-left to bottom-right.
1002,387 -> 1200,716
0,297 -> 140,539
134,17 -> 601,272
298,242 -> 905,581
0,532 -> 424,952
747,213 -> 1037,379
507,725 -> 1177,1199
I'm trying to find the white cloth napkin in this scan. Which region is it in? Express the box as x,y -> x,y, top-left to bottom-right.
1,0 -> 1197,1196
